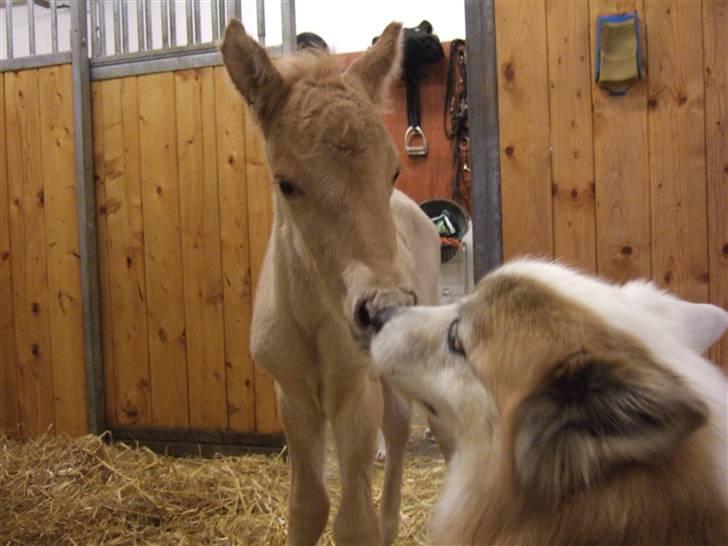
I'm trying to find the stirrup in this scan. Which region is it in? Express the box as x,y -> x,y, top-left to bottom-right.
404,125 -> 428,156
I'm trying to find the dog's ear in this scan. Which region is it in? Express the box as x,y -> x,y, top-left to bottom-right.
621,280 -> 728,353
220,19 -> 288,132
513,350 -> 708,505
344,22 -> 403,106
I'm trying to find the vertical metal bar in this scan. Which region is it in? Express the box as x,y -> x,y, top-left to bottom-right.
144,0 -> 153,50
211,0 -> 219,41
113,0 -> 121,54
161,0 -> 169,48
28,0 -> 36,55
193,0 -> 201,44
256,0 -> 266,46
185,0 -> 193,45
121,0 -> 129,53
218,0 -> 225,32
225,0 -> 235,24
137,0 -> 146,51
233,0 -> 241,20
4,0 -> 12,59
90,0 -> 98,57
70,0 -> 106,436
98,0 -> 107,56
465,0 -> 502,279
51,0 -> 59,53
280,0 -> 296,55
169,0 -> 177,47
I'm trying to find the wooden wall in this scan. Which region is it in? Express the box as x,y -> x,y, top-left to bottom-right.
0,65 -> 88,437
495,0 -> 728,368
92,67 -> 281,434
340,43 -> 461,206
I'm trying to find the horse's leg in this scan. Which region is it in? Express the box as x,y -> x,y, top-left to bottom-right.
331,373 -> 383,546
379,380 -> 412,545
279,388 -> 329,546
427,414 -> 455,462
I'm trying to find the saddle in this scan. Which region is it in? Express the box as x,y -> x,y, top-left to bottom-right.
374,21 -> 444,156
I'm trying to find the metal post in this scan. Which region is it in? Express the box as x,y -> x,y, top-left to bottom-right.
121,0 -> 129,53
4,0 -> 12,59
51,0 -> 59,53
280,0 -> 296,55
218,0 -> 226,34
70,0 -> 106,436
185,0 -> 193,45
144,0 -> 153,50
211,0 -> 219,41
224,0 -> 235,24
256,0 -> 266,46
98,0 -> 106,56
161,0 -> 170,48
137,0 -> 146,51
193,0 -> 201,44
113,0 -> 121,54
90,0 -> 99,57
169,0 -> 176,47
28,0 -> 36,55
465,0 -> 502,279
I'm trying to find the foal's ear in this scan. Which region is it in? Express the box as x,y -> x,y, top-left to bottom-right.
513,350 -> 708,506
344,22 -> 403,106
220,19 -> 287,131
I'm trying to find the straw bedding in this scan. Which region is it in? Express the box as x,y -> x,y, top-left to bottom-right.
0,432 -> 445,545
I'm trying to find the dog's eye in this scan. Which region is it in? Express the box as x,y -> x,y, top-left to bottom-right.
448,318 -> 465,356
278,180 -> 298,196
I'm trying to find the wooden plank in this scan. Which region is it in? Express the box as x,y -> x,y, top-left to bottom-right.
495,0 -> 553,260
0,73 -> 21,434
703,0 -> 728,368
37,65 -> 87,436
243,107 -> 281,434
546,0 -> 596,272
91,80 -> 117,426
590,0 -> 651,283
175,68 -> 227,429
645,1 -> 708,302
101,77 -> 153,426
214,66 -> 256,432
5,70 -> 56,437
138,72 -> 189,428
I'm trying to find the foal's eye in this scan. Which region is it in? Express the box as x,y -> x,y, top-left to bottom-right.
279,180 -> 296,196
447,318 -> 466,356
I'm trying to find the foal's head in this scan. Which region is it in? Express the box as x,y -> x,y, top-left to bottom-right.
221,20 -> 416,335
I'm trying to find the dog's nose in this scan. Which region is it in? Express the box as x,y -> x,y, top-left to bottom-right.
371,307 -> 398,333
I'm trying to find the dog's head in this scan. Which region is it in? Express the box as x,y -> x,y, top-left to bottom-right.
372,259 -> 728,505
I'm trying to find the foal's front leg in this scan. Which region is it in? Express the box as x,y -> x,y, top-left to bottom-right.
331,373 -> 383,546
278,389 -> 330,546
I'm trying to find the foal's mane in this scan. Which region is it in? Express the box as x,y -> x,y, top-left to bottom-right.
274,50 -> 345,86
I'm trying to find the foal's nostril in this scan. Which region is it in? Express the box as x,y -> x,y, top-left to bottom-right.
371,307 -> 397,334
356,298 -> 373,328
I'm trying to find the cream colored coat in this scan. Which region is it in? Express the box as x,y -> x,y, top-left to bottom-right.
221,20 -> 442,546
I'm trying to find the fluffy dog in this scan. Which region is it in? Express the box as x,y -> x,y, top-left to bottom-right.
371,259 -> 728,546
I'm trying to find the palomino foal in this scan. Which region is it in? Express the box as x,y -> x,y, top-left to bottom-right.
221,21 -> 441,545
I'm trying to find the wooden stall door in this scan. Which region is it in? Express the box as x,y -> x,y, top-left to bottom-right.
494,0 -> 728,369
93,67 -> 281,435
1,65 -> 87,437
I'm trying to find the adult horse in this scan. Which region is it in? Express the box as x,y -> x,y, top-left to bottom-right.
221,21 -> 443,545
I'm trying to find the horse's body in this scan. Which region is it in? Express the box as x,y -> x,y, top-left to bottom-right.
221,21 -> 443,545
